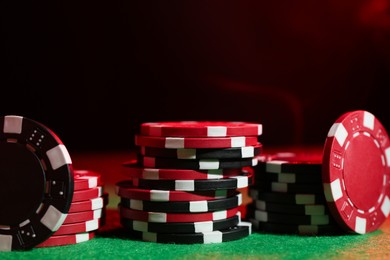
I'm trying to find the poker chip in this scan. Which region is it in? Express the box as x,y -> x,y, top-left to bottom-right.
116,181 -> 237,201
248,209 -> 330,225
120,193 -> 242,213
68,197 -> 105,213
249,220 -> 341,235
119,205 -> 239,223
125,222 -> 252,244
73,186 -> 103,202
322,110 -> 390,234
74,170 -> 102,191
135,135 -> 259,149
35,232 -> 95,248
140,144 -> 262,159
141,156 -> 258,170
258,159 -> 322,174
0,115 -> 74,251
54,219 -> 100,236
132,173 -> 253,191
140,121 -> 262,137
120,214 -> 241,234
63,209 -> 102,225
249,189 -> 326,205
123,166 -> 242,180
253,200 -> 327,216
255,171 -> 322,184
254,181 -> 323,194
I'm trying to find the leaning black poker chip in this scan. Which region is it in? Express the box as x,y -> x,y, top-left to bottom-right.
0,115 -> 74,251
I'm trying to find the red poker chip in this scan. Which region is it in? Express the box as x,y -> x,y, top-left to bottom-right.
322,110 -> 390,234
72,187 -> 103,202
53,219 -> 101,236
63,209 -> 102,225
68,197 -> 104,213
135,135 -> 259,149
140,121 -> 262,137
74,170 -> 102,191
35,232 -> 95,248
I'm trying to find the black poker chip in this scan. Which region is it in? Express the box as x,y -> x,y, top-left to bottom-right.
132,173 -> 253,191
249,189 -> 326,205
253,181 -> 323,194
139,144 -> 262,159
140,155 -> 258,170
249,219 -> 341,235
252,199 -> 327,216
120,214 -> 241,234
0,115 -> 74,251
124,222 -> 252,244
255,171 -> 322,184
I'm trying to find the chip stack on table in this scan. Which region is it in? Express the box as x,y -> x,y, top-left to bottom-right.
246,110 -> 390,235
36,170 -> 109,248
116,121 -> 263,244
0,115 -> 108,251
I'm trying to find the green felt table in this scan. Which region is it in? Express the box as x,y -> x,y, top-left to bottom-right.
2,149 -> 390,259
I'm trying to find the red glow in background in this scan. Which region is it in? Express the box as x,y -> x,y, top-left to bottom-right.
1,1 -> 389,151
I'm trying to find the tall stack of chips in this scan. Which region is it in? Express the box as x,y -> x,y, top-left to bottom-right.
246,110 -> 390,235
116,121 -> 263,244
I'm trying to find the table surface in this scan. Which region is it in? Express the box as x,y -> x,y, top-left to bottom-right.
2,148 -> 390,259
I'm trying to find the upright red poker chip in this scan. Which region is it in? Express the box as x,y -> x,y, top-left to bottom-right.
322,110 -> 390,234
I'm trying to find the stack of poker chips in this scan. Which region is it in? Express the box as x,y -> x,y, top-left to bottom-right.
247,153 -> 341,235
116,121 -> 262,244
36,170 -> 109,248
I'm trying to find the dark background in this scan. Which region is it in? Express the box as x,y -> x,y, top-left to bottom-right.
1,1 -> 389,152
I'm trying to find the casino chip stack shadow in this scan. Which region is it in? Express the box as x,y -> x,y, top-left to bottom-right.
246,110 -> 390,236
0,115 -> 108,251
116,122 -> 263,244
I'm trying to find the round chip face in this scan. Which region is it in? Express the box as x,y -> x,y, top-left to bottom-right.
322,110 -> 390,234
0,115 -> 74,251
140,121 -> 262,137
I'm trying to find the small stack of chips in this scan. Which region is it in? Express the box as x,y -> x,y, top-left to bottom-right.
116,121 -> 263,244
36,170 -> 109,248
